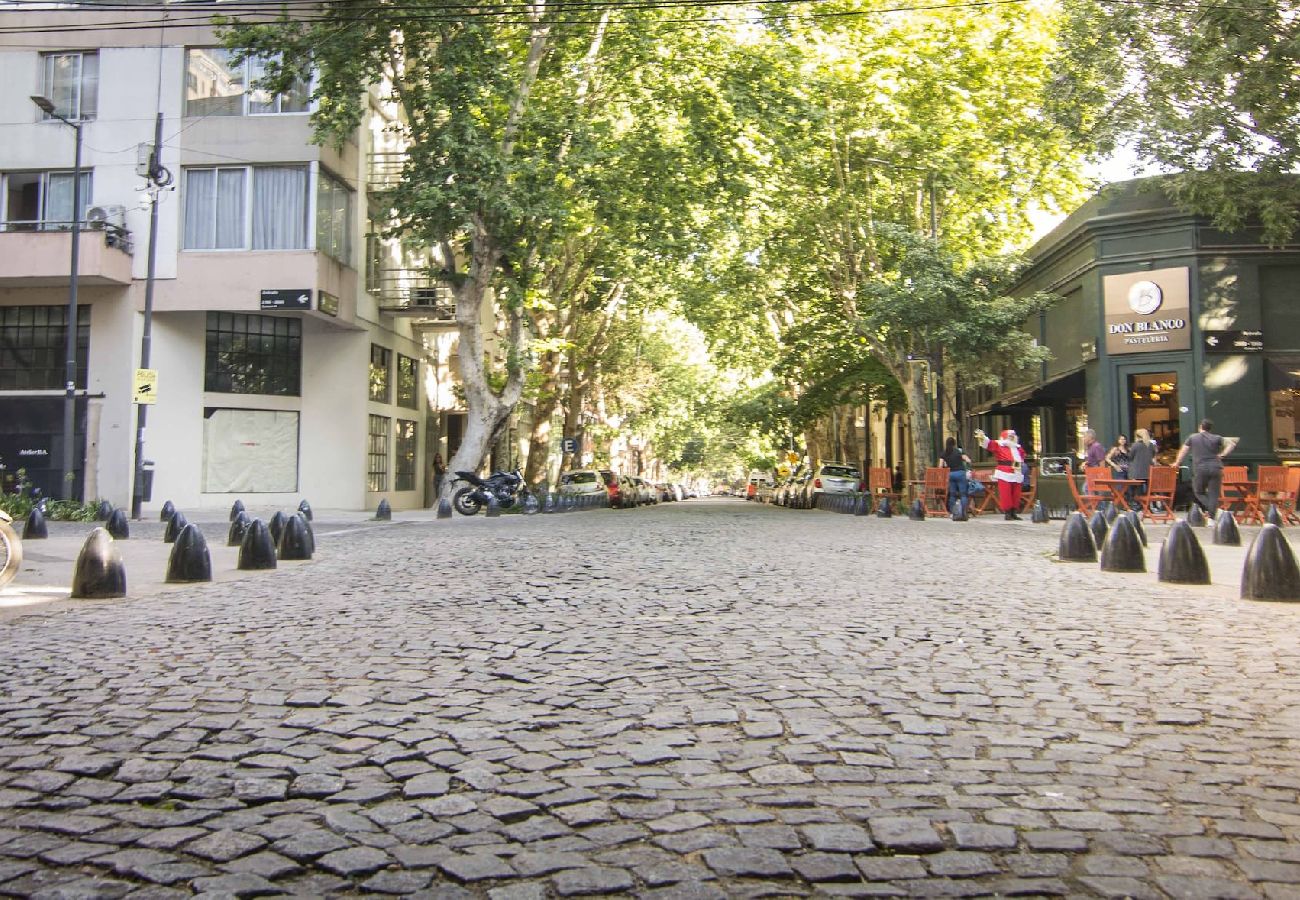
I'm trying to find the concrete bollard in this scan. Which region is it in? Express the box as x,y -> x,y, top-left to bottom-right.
1058,512 -> 1098,563
95,500 -> 113,521
1213,509 -> 1241,546
854,494 -> 870,517
876,498 -> 892,518
23,507 -> 48,540
70,528 -> 127,599
278,514 -> 313,560
1123,509 -> 1147,547
1241,524 -> 1300,602
952,499 -> 967,522
297,499 -> 313,521
1158,520 -> 1210,585
1187,505 -> 1206,527
543,493 -> 556,514
1102,501 -> 1119,524
1031,500 -> 1050,524
166,523 -> 212,584
229,499 -> 246,522
1100,515 -> 1145,573
437,497 -> 453,519
523,492 -> 541,514
908,499 -> 926,521
1088,510 -> 1108,549
486,494 -> 501,518
163,511 -> 188,544
105,508 -> 130,540
159,500 -> 175,523
238,519 -> 277,570
228,511 -> 251,547
1266,504 -> 1284,527
268,510 -> 287,547
375,498 -> 392,521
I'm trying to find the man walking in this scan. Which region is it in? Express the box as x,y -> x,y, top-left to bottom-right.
1082,429 -> 1107,468
1173,419 -> 1238,518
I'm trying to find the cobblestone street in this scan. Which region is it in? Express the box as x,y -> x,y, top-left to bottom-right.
2,499 -> 1300,898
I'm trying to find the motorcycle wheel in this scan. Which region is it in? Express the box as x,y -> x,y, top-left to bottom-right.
452,487 -> 483,516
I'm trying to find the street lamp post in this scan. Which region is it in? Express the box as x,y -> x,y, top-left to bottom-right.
31,95 -> 82,502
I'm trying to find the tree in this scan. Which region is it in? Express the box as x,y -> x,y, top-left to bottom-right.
1052,0 -> 1300,242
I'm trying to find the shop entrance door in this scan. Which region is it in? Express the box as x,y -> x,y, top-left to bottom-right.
1119,363 -> 1194,465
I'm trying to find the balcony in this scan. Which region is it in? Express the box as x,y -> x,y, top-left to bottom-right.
367,152 -> 405,193
0,222 -> 133,287
374,268 -> 456,323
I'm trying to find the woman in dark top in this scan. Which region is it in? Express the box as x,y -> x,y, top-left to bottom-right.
1126,429 -> 1156,505
939,437 -> 971,513
1104,434 -> 1131,479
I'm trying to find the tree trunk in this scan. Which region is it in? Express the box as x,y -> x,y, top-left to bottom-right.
902,367 -> 933,481
524,352 -> 562,486
841,406 -> 859,473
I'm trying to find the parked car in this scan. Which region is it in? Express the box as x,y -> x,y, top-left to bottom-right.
597,469 -> 631,508
560,470 -> 608,498
811,463 -> 862,500
633,476 -> 657,505
746,473 -> 774,501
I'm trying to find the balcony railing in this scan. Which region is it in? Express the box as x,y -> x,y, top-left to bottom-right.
0,220 -> 132,254
374,268 -> 456,321
367,152 -> 406,193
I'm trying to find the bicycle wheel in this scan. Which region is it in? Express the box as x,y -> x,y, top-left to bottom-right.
0,521 -> 21,589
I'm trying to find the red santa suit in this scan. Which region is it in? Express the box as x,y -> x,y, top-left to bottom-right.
979,430 -> 1024,517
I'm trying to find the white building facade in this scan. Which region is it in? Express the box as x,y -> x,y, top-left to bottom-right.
0,10 -> 461,512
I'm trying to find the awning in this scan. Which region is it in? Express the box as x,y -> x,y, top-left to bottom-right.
967,367 -> 1086,416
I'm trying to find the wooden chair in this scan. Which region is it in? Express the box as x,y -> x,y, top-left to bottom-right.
1139,466 -> 1177,523
1066,464 -> 1109,516
922,467 -> 950,517
1018,466 -> 1039,514
1244,465 -> 1296,525
868,467 -> 901,504
1221,466 -> 1251,518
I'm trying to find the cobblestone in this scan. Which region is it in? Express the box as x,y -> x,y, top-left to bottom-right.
1,502 -> 1299,896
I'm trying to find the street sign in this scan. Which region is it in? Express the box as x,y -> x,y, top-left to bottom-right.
133,368 -> 158,404
260,288 -> 312,310
561,437 -> 578,454
1203,329 -> 1263,353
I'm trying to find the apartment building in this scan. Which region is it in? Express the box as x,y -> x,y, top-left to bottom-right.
0,9 -> 463,511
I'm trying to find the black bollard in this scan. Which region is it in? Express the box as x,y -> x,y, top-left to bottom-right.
159,500 -> 175,523
486,494 -> 501,518
229,499 -> 245,522
437,497 -> 454,519
1158,520 -> 1210,585
543,493 -> 556,514
375,498 -> 392,521
278,514 -> 313,561
854,494 -> 870,517
1187,505 -> 1206,527
1102,501 -> 1119,524
166,523 -> 212,584
23,507 -> 48,540
908,499 -> 926,521
227,510 -> 251,547
105,508 -> 130,540
296,499 -> 312,522
1100,515 -> 1145,573
1031,500 -> 1050,524
163,511 -> 188,544
522,493 -> 541,515
268,510 -> 287,547
1241,524 -> 1300,602
952,499 -> 967,522
238,519 -> 278,570
71,528 -> 127,599
1213,509 -> 1241,546
95,500 -> 113,521
1088,510 -> 1108,549
1123,509 -> 1147,547
299,513 -> 315,555
1058,512 -> 1098,563
876,498 -> 892,518
1266,504 -> 1284,528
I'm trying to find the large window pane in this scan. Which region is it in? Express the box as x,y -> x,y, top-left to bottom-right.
41,52 -> 97,121
252,166 -> 307,249
396,354 -> 417,408
43,172 -> 92,228
216,168 -> 246,248
395,419 -> 417,491
369,344 -> 391,402
315,172 -> 352,263
0,305 -> 89,390
185,48 -> 243,117
368,415 -> 390,492
205,312 -> 301,395
184,168 -> 245,249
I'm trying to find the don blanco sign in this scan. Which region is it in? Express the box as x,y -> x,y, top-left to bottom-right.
1103,267 -> 1191,355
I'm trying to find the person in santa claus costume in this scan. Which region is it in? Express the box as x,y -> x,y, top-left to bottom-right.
973,427 -> 1025,520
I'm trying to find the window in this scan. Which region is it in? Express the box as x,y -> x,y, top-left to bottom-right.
316,172 -> 352,264
3,171 -> 92,231
185,48 -> 308,117
183,166 -> 307,250
369,344 -> 391,402
368,414 -> 390,492
0,305 -> 88,390
204,312 -> 301,396
395,419 -> 417,491
396,354 -> 418,408
41,52 -> 98,121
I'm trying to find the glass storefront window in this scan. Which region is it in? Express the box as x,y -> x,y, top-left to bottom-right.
1128,371 -> 1180,464
1267,360 -> 1300,452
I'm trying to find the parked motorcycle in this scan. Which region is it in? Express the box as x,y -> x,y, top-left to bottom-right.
0,509 -> 22,589
451,469 -> 532,516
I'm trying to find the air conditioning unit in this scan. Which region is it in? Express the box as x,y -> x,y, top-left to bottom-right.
85,204 -> 127,230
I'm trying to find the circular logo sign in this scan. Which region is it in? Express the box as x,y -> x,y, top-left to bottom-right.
1128,280 -> 1163,315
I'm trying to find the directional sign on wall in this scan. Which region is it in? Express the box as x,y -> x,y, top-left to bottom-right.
260,289 -> 312,311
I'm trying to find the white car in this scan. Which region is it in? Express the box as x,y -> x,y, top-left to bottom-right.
559,470 -> 607,496
811,463 -> 862,498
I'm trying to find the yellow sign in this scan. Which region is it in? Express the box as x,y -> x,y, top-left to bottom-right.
785,450 -> 800,464
133,368 -> 158,404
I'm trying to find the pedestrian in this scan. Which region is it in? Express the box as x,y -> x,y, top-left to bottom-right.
1127,428 -> 1156,506
1173,419 -> 1238,518
973,427 -> 1025,520
1104,434 -> 1131,479
432,452 -> 446,498
1082,429 -> 1107,468
938,436 -> 971,514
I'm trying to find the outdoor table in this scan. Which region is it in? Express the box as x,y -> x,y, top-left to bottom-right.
1093,477 -> 1144,511
1221,479 -> 1256,518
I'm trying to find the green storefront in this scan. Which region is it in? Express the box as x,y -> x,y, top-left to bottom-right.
969,177 -> 1300,479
